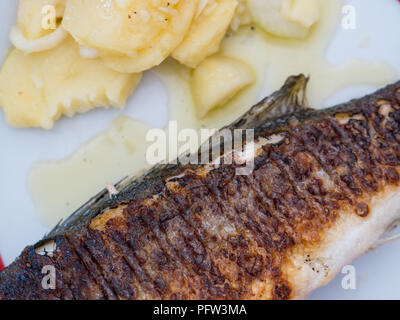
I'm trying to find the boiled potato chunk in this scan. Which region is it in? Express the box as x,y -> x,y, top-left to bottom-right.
247,0 -> 320,38
0,37 -> 141,129
17,0 -> 65,40
230,0 -> 252,31
281,0 -> 320,28
172,0 -> 238,68
63,0 -> 198,73
192,56 -> 255,118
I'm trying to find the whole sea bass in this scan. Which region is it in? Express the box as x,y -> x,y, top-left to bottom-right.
1,75 -> 400,300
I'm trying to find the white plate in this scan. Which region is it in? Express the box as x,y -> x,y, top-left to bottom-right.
0,0 -> 400,299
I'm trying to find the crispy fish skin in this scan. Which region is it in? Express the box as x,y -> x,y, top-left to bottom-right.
1,76 -> 400,300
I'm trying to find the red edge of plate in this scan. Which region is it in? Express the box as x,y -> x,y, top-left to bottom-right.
0,255 -> 4,271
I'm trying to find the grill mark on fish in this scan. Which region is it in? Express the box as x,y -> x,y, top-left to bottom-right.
268,152 -> 328,235
140,199 -> 205,299
56,238 -> 104,299
273,149 -> 335,218
329,118 -> 380,193
80,230 -> 125,299
299,129 -> 355,207
28,236 -> 103,300
165,185 -> 242,298
168,184 -> 246,298
176,170 -> 278,298
261,162 -> 303,239
166,215 -> 217,297
17,249 -> 59,300
19,252 -> 56,300
319,121 -> 367,194
206,173 -> 275,289
257,163 -> 301,239
350,114 -> 389,188
223,178 -> 271,251
136,205 -> 190,298
52,238 -> 95,299
39,241 -> 75,300
66,235 -> 118,299
194,175 -> 252,294
364,105 -> 400,167
299,121 -> 373,217
125,227 -> 170,299
268,150 -> 321,219
237,175 -> 284,250
156,205 -> 206,299
80,230 -> 128,299
138,193 -> 216,299
166,190 -> 228,298
1,75 -> 400,300
250,171 -> 295,248
239,172 -> 313,286
252,170 -> 298,249
84,228 -> 140,299
114,214 -> 164,299
227,168 -> 299,296
109,230 -> 164,299
109,231 -> 157,299
228,180 -> 273,275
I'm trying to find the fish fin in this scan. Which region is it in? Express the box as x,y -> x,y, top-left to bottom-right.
370,218 -> 400,251
370,233 -> 400,251
228,74 -> 310,130
43,75 -> 310,240
44,177 -> 129,239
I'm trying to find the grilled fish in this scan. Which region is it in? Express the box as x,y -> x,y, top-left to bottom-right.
1,75 -> 400,300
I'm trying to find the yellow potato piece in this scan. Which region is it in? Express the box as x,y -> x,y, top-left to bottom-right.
63,0 -> 198,73
0,37 -> 141,129
17,0 -> 65,40
248,0 -> 320,39
172,0 -> 238,68
230,0 -> 252,31
192,56 -> 255,118
281,0 -> 320,28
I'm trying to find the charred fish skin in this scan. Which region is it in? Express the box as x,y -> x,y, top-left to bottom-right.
1,76 -> 400,300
